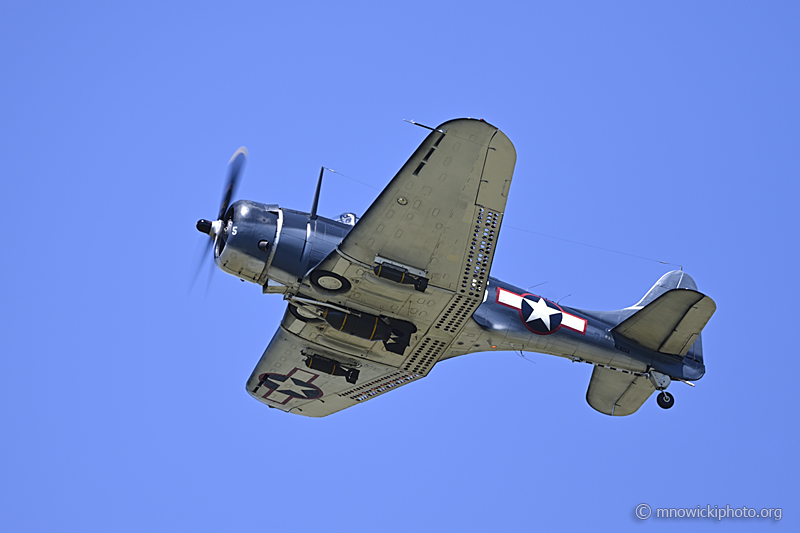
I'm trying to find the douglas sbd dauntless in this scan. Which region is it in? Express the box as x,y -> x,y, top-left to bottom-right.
196,119 -> 716,417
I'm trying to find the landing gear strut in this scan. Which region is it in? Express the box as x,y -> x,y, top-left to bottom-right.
656,391 -> 674,409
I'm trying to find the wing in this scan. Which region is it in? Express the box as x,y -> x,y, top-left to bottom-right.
246,305 -> 422,417
297,118 -> 517,378
586,366 -> 655,416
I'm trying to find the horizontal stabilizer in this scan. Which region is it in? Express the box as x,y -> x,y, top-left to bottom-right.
613,289 -> 716,356
586,366 -> 655,416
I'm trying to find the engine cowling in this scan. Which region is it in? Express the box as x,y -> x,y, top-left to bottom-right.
215,200 -> 279,284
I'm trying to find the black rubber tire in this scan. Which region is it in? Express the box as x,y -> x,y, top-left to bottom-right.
657,391 -> 674,409
309,270 -> 352,294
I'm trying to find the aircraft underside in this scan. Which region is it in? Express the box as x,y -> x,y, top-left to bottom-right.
195,119 -> 715,417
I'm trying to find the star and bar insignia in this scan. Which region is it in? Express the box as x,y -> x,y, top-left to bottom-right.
257,368 -> 323,405
496,287 -> 587,335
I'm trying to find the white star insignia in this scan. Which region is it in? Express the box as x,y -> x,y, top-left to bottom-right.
268,376 -> 317,397
523,297 -> 561,330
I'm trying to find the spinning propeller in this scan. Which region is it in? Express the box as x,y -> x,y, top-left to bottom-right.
192,147 -> 248,290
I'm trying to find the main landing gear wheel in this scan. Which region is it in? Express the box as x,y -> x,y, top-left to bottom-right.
310,270 -> 351,294
288,304 -> 323,323
657,391 -> 674,409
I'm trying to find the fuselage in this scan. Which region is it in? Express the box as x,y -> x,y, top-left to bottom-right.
214,199 -> 704,382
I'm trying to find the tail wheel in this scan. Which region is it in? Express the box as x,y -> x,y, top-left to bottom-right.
657,391 -> 674,409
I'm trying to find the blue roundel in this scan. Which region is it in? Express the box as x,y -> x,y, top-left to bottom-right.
519,294 -> 563,335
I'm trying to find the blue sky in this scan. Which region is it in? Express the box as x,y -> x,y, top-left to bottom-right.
1,1 -> 798,531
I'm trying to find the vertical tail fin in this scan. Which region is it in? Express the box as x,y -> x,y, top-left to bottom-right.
635,270 -> 697,306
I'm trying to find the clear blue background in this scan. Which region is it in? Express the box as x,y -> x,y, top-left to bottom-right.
1,1 -> 798,531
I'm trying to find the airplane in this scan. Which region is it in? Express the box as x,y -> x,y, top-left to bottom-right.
195,118 -> 716,417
